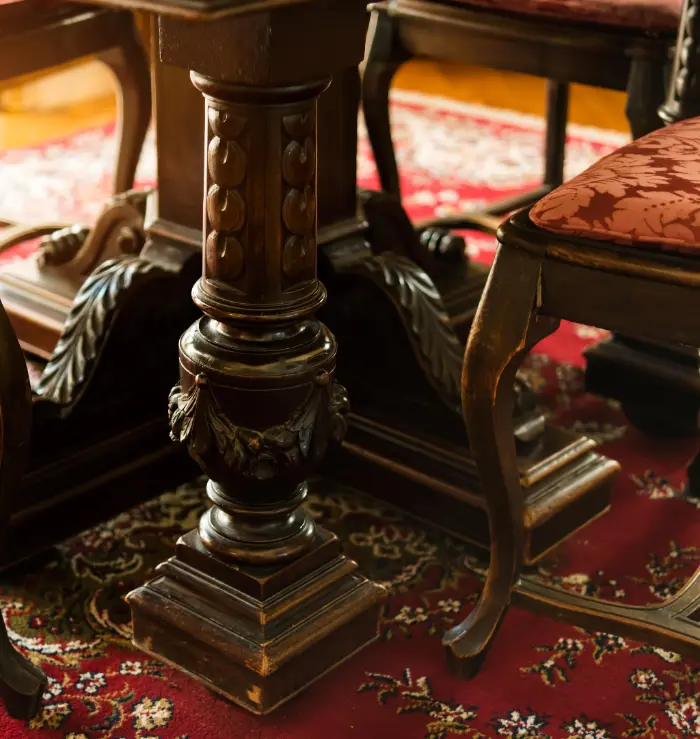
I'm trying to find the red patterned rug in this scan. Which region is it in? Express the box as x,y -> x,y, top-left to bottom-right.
0,90 -> 698,739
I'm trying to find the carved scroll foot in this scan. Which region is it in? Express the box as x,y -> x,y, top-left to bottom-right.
0,190 -> 153,359
37,189 -> 150,275
35,254 -> 169,410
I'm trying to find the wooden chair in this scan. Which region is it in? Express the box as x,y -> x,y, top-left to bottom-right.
362,0 -> 700,437
0,2 -> 152,358
448,73 -> 700,678
0,1 -> 151,201
363,0 -> 681,227
0,291 -> 45,719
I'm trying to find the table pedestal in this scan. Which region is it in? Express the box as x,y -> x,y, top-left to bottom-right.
126,8 -> 385,713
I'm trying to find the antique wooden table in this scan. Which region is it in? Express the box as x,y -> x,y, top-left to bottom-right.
80,0 -> 388,715
0,0 -> 621,714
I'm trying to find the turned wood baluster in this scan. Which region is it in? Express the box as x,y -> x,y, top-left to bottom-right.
128,9 -> 382,713
169,75 -> 348,564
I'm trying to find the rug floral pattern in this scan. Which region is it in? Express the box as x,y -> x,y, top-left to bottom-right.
0,91 -> 697,738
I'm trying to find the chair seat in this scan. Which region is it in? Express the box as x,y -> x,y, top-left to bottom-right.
530,117 -> 700,255
454,0 -> 682,31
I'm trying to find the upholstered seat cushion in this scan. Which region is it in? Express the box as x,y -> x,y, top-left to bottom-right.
457,0 -> 682,31
529,118 -> 700,254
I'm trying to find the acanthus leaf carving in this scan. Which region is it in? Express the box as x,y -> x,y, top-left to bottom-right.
36,255 -> 165,408
339,251 -> 544,444
345,252 -> 463,411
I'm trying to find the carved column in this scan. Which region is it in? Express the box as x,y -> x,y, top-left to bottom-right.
173,75 -> 348,558
127,50 -> 384,713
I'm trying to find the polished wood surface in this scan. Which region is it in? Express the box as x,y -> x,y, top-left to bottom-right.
0,4 -> 152,358
363,0 -> 671,206
453,208 -> 700,677
363,0 -> 700,440
0,2 -> 627,710
125,3 -> 387,713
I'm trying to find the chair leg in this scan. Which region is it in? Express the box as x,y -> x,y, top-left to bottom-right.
625,53 -> 667,139
443,244 -> 557,678
543,80 -> 569,189
97,24 -> 151,195
362,12 -> 409,198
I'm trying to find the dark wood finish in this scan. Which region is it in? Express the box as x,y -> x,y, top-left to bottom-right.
585,0 -> 700,436
151,49 -> 204,231
318,209 -> 618,563
359,0 -> 700,438
318,66 -> 363,226
127,5 -> 387,713
334,415 -> 616,563
0,297 -> 46,718
361,0 -> 674,232
0,190 -> 151,359
451,208 -> 700,677
0,16 -> 203,565
0,0 -> 617,597
2,244 -> 200,568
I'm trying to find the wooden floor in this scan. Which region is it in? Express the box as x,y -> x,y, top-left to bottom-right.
394,62 -> 628,131
0,59 -> 629,152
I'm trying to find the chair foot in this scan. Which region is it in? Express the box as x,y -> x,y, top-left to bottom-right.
444,643 -> 489,680
442,575 -> 511,679
362,11 -> 408,197
0,625 -> 46,720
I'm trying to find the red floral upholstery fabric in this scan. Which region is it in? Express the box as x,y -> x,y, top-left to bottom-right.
457,0 -> 683,31
530,117 -> 700,254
